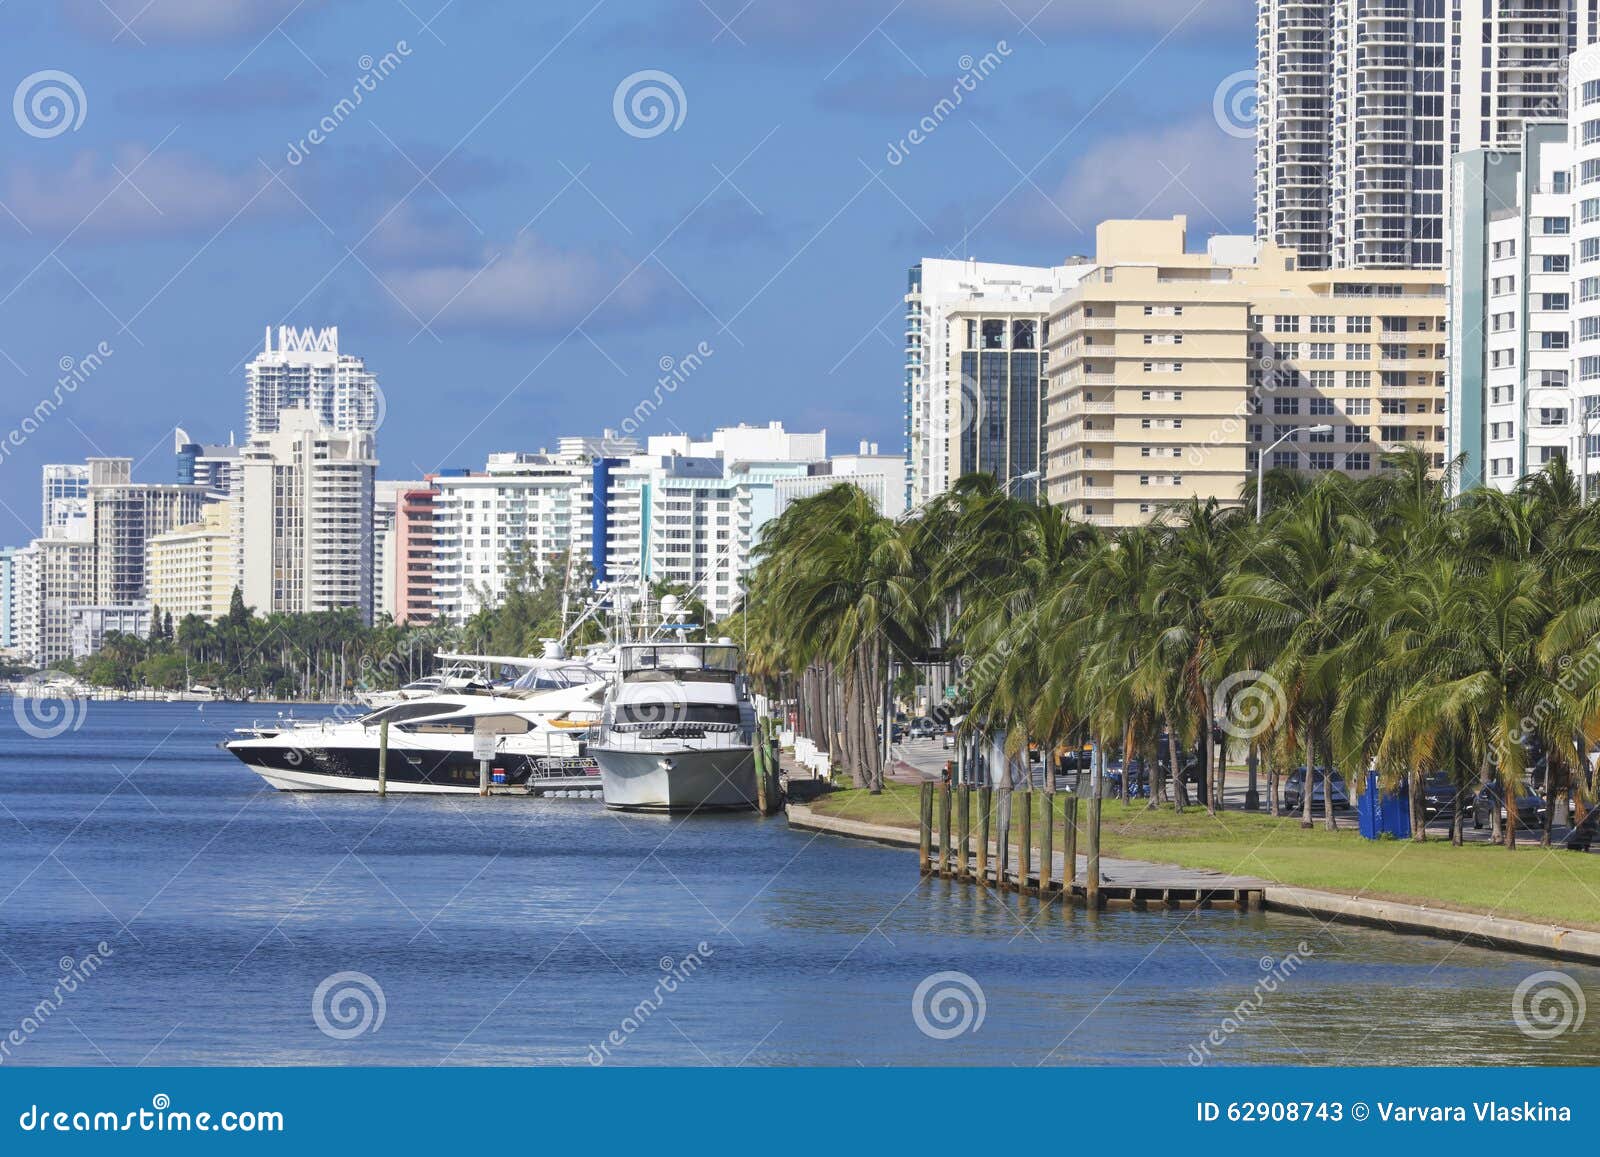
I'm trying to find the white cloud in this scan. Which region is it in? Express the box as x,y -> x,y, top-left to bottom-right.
1024,117 -> 1253,240
63,0 -> 320,42
1,146 -> 292,238
383,234 -> 672,335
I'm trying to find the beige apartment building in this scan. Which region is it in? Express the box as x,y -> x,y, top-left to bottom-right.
147,501 -> 236,622
1044,217 -> 1446,526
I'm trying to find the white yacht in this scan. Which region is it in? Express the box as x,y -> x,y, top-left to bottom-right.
357,661 -> 496,708
224,661 -> 607,793
592,641 -> 758,812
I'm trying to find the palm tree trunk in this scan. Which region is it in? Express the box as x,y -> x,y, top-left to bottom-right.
1300,731 -> 1314,828
1167,723 -> 1185,814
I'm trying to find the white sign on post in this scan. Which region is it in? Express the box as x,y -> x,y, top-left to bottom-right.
472,729 -> 499,762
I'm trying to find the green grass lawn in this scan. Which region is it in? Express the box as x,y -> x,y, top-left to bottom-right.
805,783 -> 1600,930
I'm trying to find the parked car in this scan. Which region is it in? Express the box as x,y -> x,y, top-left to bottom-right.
1281,767 -> 1351,813
1473,782 -> 1547,830
908,718 -> 938,740
1417,771 -> 1468,824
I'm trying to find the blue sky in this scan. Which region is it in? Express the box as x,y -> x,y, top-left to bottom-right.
0,0 -> 1255,541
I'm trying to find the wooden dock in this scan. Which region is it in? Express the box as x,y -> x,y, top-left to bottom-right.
914,781 -> 1264,912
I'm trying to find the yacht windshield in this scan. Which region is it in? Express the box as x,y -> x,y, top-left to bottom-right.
509,664 -> 590,692
620,645 -> 740,678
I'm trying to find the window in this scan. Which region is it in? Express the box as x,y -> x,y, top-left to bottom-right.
1310,315 -> 1335,334
1540,331 -> 1571,350
1309,397 -> 1334,416
1583,119 -> 1600,146
1582,317 -> 1600,342
1307,452 -> 1334,470
1344,424 -> 1368,443
1381,398 -> 1406,415
1344,398 -> 1370,416
1272,450 -> 1296,469
1492,275 -> 1517,294
1543,255 -> 1571,273
1309,342 -> 1335,360
1493,240 -> 1517,259
1585,78 -> 1600,106
1345,371 -> 1370,391
1273,396 -> 1300,415
1540,408 -> 1569,426
1539,294 -> 1569,312
1581,277 -> 1600,303
1379,425 -> 1408,441
1345,343 -> 1371,359
1581,356 -> 1600,382
1582,158 -> 1600,185
1308,425 -> 1333,443
1345,452 -> 1370,471
1583,198 -> 1600,225
1346,315 -> 1371,333
1543,216 -> 1571,235
1274,315 -> 1299,332
1309,370 -> 1335,391
1582,237 -> 1600,264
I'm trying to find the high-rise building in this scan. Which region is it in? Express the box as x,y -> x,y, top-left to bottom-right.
87,458 -> 207,607
1448,122 -> 1573,491
1448,42 -> 1600,493
41,463 -> 89,534
234,406 -> 378,622
1043,216 -> 1446,526
0,545 -> 18,653
147,501 -> 237,622
244,326 -> 379,440
372,480 -> 428,624
773,442 -> 911,518
393,483 -> 439,625
903,258 -> 1092,506
174,428 -> 241,498
1256,0 -> 1598,269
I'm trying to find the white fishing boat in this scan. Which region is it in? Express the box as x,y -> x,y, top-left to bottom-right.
592,641 -> 758,812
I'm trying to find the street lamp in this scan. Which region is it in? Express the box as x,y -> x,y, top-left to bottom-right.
1256,425 -> 1333,522
1005,468 -> 1042,497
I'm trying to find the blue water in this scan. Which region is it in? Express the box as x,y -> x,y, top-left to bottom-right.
1,701 -> 1598,1066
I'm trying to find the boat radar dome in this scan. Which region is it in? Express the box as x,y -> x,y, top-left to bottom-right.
716,636 -> 734,646
541,639 -> 566,660
660,594 -> 682,619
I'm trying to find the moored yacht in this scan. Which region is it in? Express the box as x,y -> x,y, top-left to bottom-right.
225,662 -> 607,793
592,641 -> 758,812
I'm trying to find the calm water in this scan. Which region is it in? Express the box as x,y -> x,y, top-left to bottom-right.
0,701 -> 1597,1066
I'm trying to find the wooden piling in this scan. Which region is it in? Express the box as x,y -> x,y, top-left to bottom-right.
377,719 -> 389,798
1063,796 -> 1078,887
957,786 -> 972,881
1040,789 -> 1054,895
1085,791 -> 1102,909
918,781 -> 934,875
996,789 -> 1012,892
977,787 -> 991,885
753,730 -> 770,814
1018,789 -> 1033,894
937,783 -> 952,877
